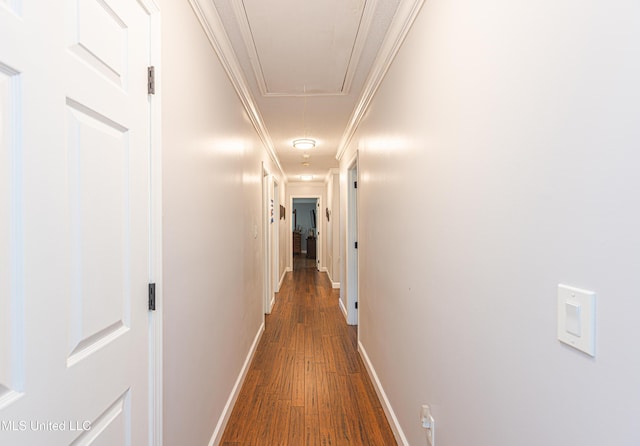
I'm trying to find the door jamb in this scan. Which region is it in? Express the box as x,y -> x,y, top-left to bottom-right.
272,179 -> 280,294
346,154 -> 359,326
262,165 -> 273,314
146,2 -> 163,445
290,195 -> 323,271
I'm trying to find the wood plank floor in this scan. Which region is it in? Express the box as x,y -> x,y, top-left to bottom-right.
220,255 -> 397,445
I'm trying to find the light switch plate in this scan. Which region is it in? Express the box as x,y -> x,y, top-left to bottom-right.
557,284 -> 596,356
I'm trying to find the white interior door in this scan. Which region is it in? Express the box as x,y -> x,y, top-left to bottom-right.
0,1 -> 155,444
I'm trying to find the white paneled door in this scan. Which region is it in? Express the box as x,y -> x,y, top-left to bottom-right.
0,1 -> 156,445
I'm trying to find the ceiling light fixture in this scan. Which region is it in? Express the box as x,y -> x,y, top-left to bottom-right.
293,138 -> 315,150
300,175 -> 313,181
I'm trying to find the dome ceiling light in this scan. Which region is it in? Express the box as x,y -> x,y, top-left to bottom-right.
293,138 -> 316,150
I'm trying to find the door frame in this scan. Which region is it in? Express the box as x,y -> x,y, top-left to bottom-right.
262,164 -> 275,314
146,1 -> 163,444
290,195 -> 323,271
346,154 -> 359,326
272,179 -> 280,294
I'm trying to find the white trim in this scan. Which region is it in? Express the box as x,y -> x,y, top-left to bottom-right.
289,194 -> 323,272
324,167 -> 340,184
318,269 -> 340,290
187,0 -> 286,179
339,298 -> 348,319
336,0 -> 426,161
136,0 -> 160,14
208,322 -> 265,446
272,179 -> 280,294
346,155 -> 359,326
262,166 -> 273,315
358,341 -> 409,446
279,266 -> 288,290
341,0 -> 378,95
325,269 -> 340,290
146,4 -> 162,446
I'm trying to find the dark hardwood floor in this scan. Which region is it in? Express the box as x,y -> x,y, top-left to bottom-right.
220,254 -> 397,445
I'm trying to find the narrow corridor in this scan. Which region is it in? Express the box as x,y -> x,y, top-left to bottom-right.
220,256 -> 396,445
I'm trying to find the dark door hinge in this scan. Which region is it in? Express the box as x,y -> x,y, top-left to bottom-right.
147,66 -> 155,95
354,241 -> 358,249
148,283 -> 156,311
354,181 -> 358,189
355,301 -> 358,309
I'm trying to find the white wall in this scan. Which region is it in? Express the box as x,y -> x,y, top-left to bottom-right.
341,1 -> 640,445
160,1 -> 285,444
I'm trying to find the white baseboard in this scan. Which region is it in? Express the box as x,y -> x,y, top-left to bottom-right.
279,269 -> 287,289
320,266 -> 328,272
339,298 -> 348,319
325,270 -> 340,289
358,341 -> 409,446
208,322 -> 265,446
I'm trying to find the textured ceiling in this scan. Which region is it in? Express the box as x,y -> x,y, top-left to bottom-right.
212,0 -> 401,182
240,0 -> 365,96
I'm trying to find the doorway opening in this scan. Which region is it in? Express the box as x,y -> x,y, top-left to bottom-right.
291,196 -> 322,272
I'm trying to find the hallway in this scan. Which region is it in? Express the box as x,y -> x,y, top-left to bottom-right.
220,258 -> 396,445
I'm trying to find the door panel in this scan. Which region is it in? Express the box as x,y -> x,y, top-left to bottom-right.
69,391 -> 129,446
0,0 -> 154,444
66,99 -> 130,367
69,0 -> 128,88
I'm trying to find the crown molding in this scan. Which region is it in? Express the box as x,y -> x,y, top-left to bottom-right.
335,0 -> 425,161
137,0 -> 160,14
187,0 -> 285,179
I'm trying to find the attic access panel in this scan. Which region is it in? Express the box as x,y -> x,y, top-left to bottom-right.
237,0 -> 368,96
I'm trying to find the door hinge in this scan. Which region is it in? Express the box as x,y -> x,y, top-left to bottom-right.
354,241 -> 358,249
148,283 -> 156,311
355,301 -> 358,309
147,66 -> 155,95
354,181 -> 358,189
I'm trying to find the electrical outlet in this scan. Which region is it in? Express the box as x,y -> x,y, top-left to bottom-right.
420,405 -> 435,445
